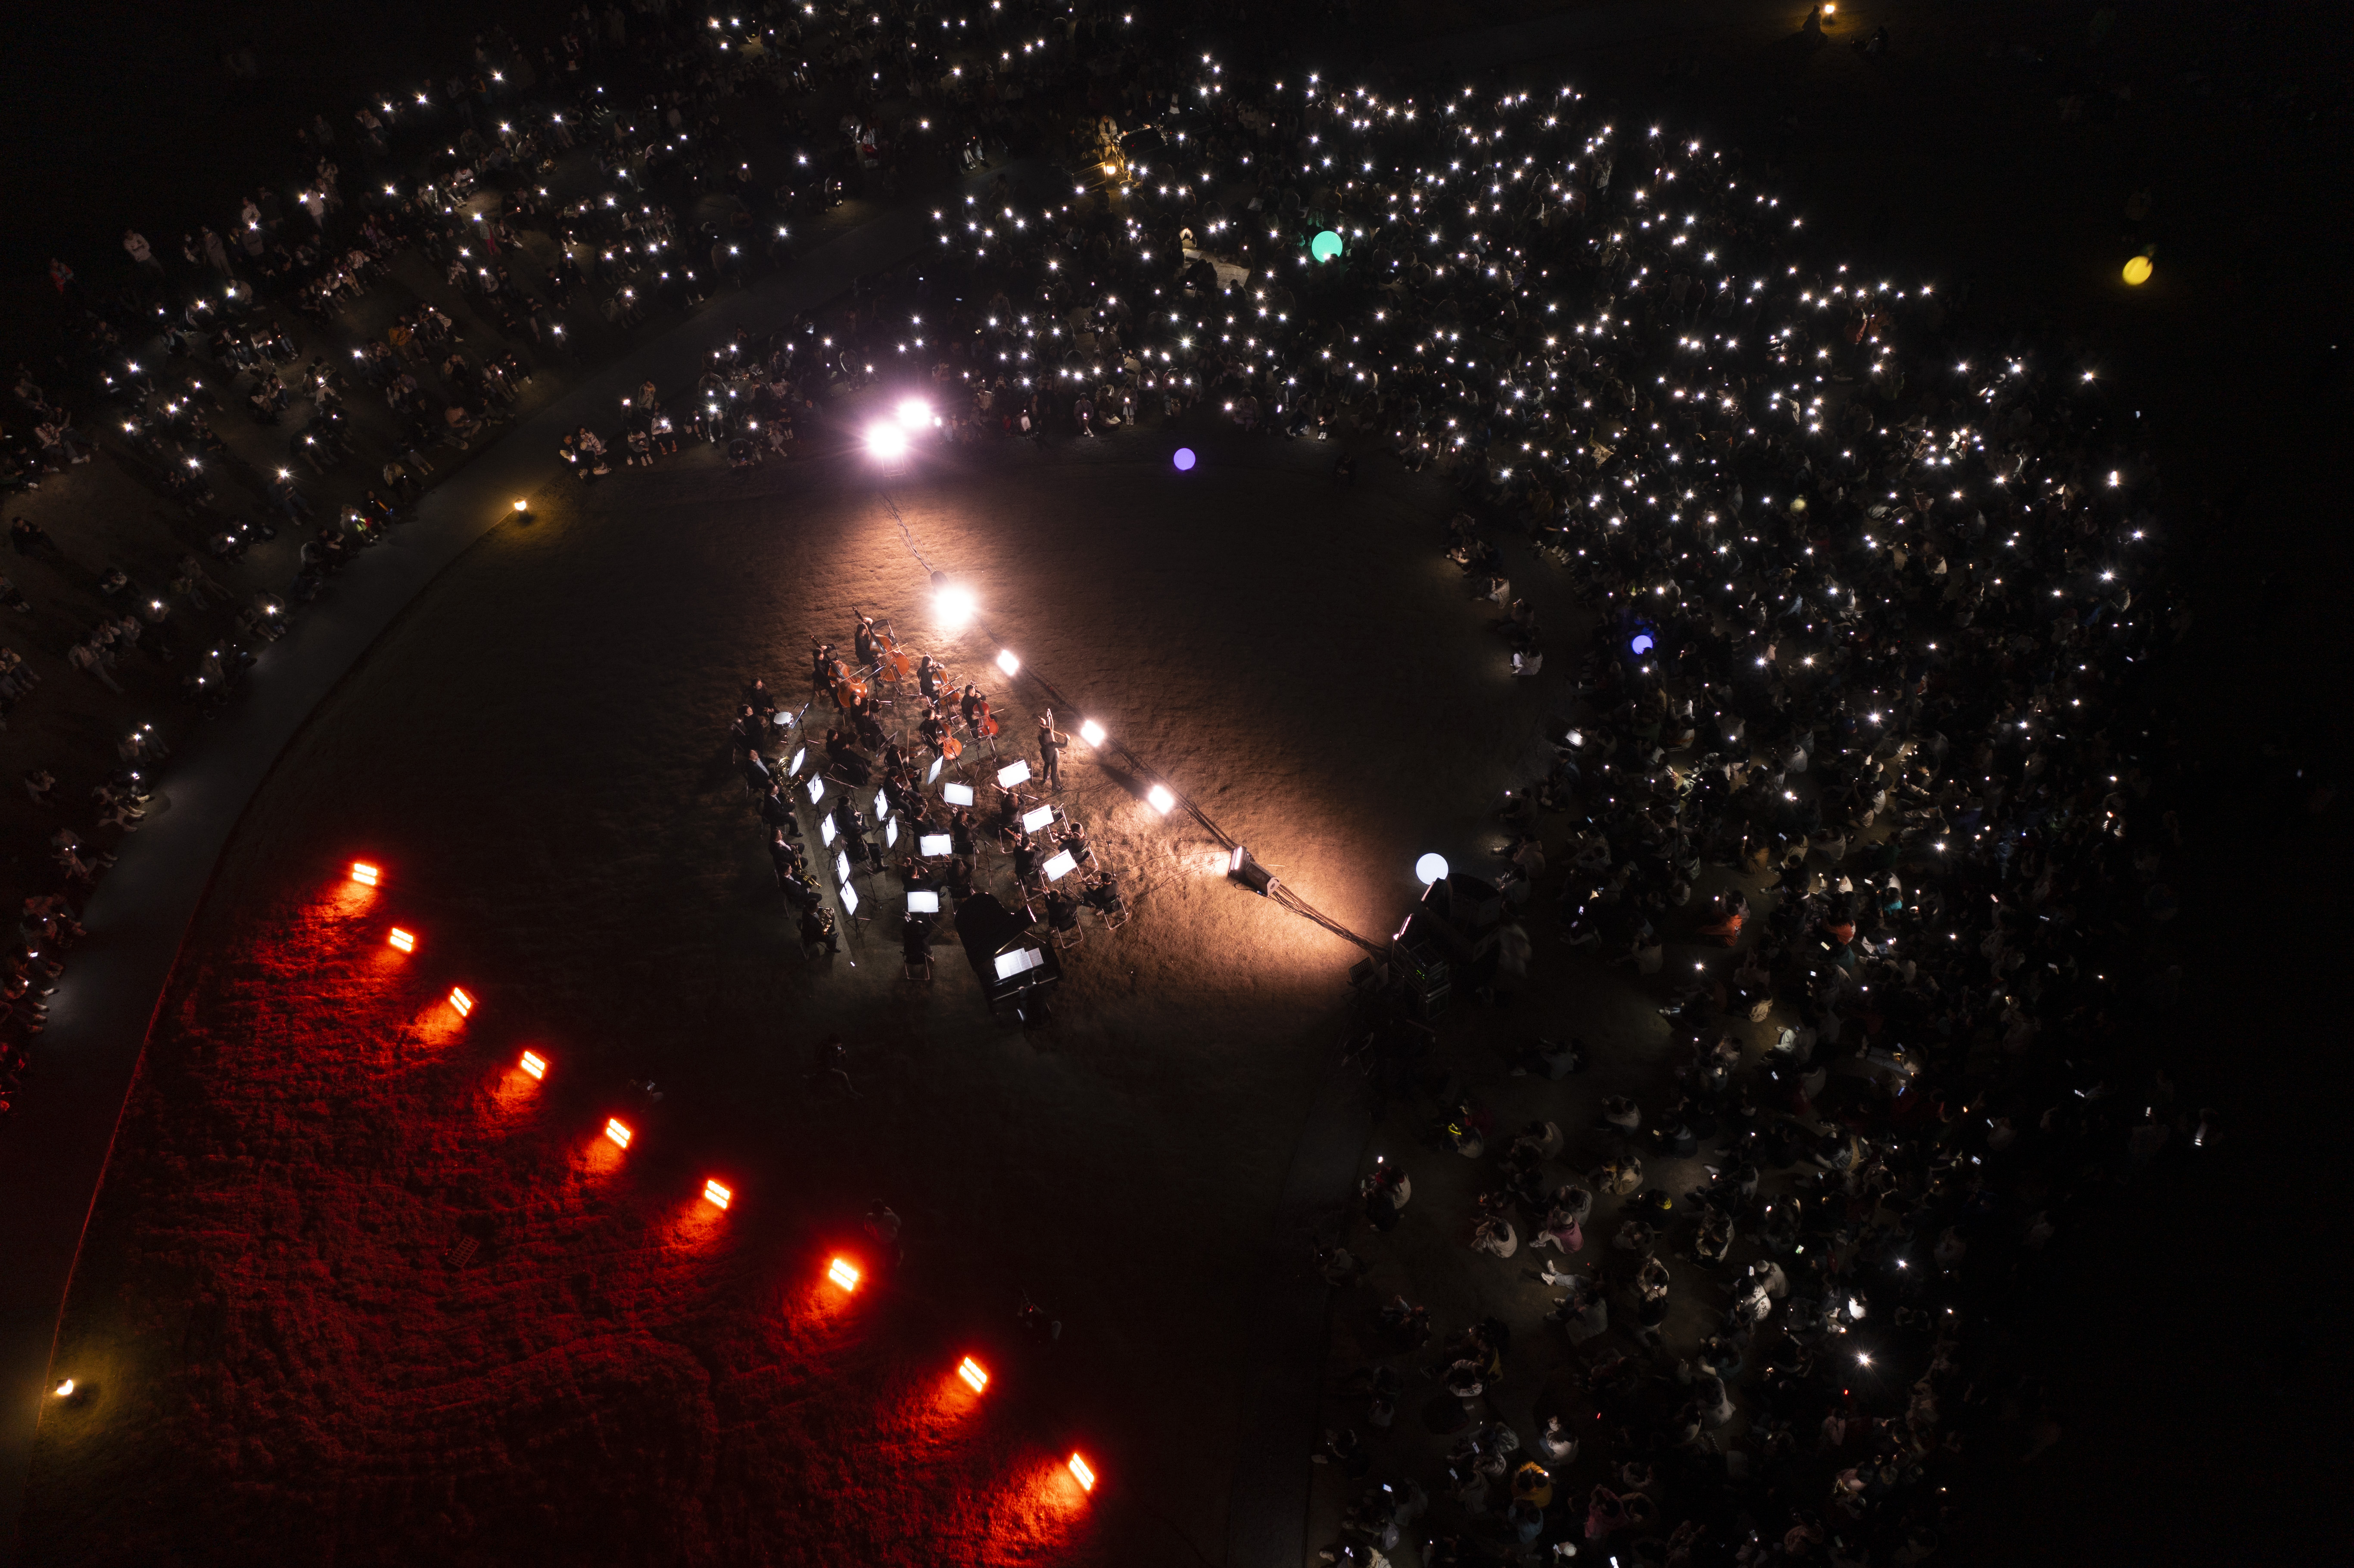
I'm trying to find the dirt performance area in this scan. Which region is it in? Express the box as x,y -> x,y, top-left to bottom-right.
21,422 -> 1608,1565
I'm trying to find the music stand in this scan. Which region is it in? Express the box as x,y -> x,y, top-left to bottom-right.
943,781 -> 975,807
1021,803 -> 1057,834
839,879 -> 869,926
906,890 -> 941,915
919,833 -> 952,858
996,759 -> 1032,790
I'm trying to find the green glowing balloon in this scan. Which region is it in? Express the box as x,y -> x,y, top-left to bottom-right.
1311,230 -> 1343,263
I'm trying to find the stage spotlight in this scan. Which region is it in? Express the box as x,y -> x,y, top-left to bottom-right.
1068,1453 -> 1096,1493
448,987 -> 476,1017
52,1380 -> 74,1399
895,396 -> 932,430
1311,229 -> 1343,262
1416,852 -> 1450,885
512,498 -> 528,512
520,1049 -> 548,1080
2122,254 -> 2153,286
1629,630 -> 1655,656
1172,447 -> 1196,472
995,648 -> 1020,677
387,927 -> 417,953
935,580 -> 978,628
958,1356 -> 989,1393
827,1256 -> 861,1291
1079,718 -> 1106,748
604,1117 -> 633,1150
349,861 -> 381,887
1227,845 -> 1276,895
1146,784 -> 1176,815
702,1179 -> 733,1211
866,421 -> 909,460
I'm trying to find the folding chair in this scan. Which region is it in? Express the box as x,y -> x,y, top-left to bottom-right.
902,955 -> 931,981
1053,919 -> 1084,951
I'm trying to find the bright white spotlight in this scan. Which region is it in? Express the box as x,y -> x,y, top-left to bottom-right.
895,396 -> 932,430
1147,784 -> 1176,815
1416,853 -> 1450,886
867,421 -> 909,460
936,582 -> 977,628
1079,719 -> 1106,748
995,649 -> 1020,676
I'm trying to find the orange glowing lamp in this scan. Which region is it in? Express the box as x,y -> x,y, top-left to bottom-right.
826,1257 -> 861,1291
519,1049 -> 548,1080
350,861 -> 381,887
1068,1453 -> 1096,1493
388,927 -> 417,953
604,1117 -> 633,1150
448,986 -> 475,1017
702,1179 -> 733,1210
958,1356 -> 989,1393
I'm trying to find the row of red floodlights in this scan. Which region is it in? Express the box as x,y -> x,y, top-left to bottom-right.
344,862 -> 1095,1497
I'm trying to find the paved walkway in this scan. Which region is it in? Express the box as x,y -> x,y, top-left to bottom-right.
0,168 -> 1012,1564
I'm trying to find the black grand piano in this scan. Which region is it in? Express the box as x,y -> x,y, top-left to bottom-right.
953,893 -> 1064,1018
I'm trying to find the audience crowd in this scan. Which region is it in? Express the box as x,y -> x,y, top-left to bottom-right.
0,0 -> 1152,1118
857,51 -> 2198,1568
4,10 -> 2213,1567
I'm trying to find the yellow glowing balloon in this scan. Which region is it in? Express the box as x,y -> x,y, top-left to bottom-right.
2121,255 -> 2153,286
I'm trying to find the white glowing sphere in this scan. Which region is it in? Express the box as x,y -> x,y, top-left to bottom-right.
935,583 -> 978,628
1416,853 -> 1450,886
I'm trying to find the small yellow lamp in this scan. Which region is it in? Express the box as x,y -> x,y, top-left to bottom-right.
2121,255 -> 2153,286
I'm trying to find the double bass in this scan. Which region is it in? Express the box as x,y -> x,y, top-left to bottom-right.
873,619 -> 915,686
829,656 -> 868,712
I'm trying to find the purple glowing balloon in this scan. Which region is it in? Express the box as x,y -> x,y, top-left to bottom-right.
1172,447 -> 1197,472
